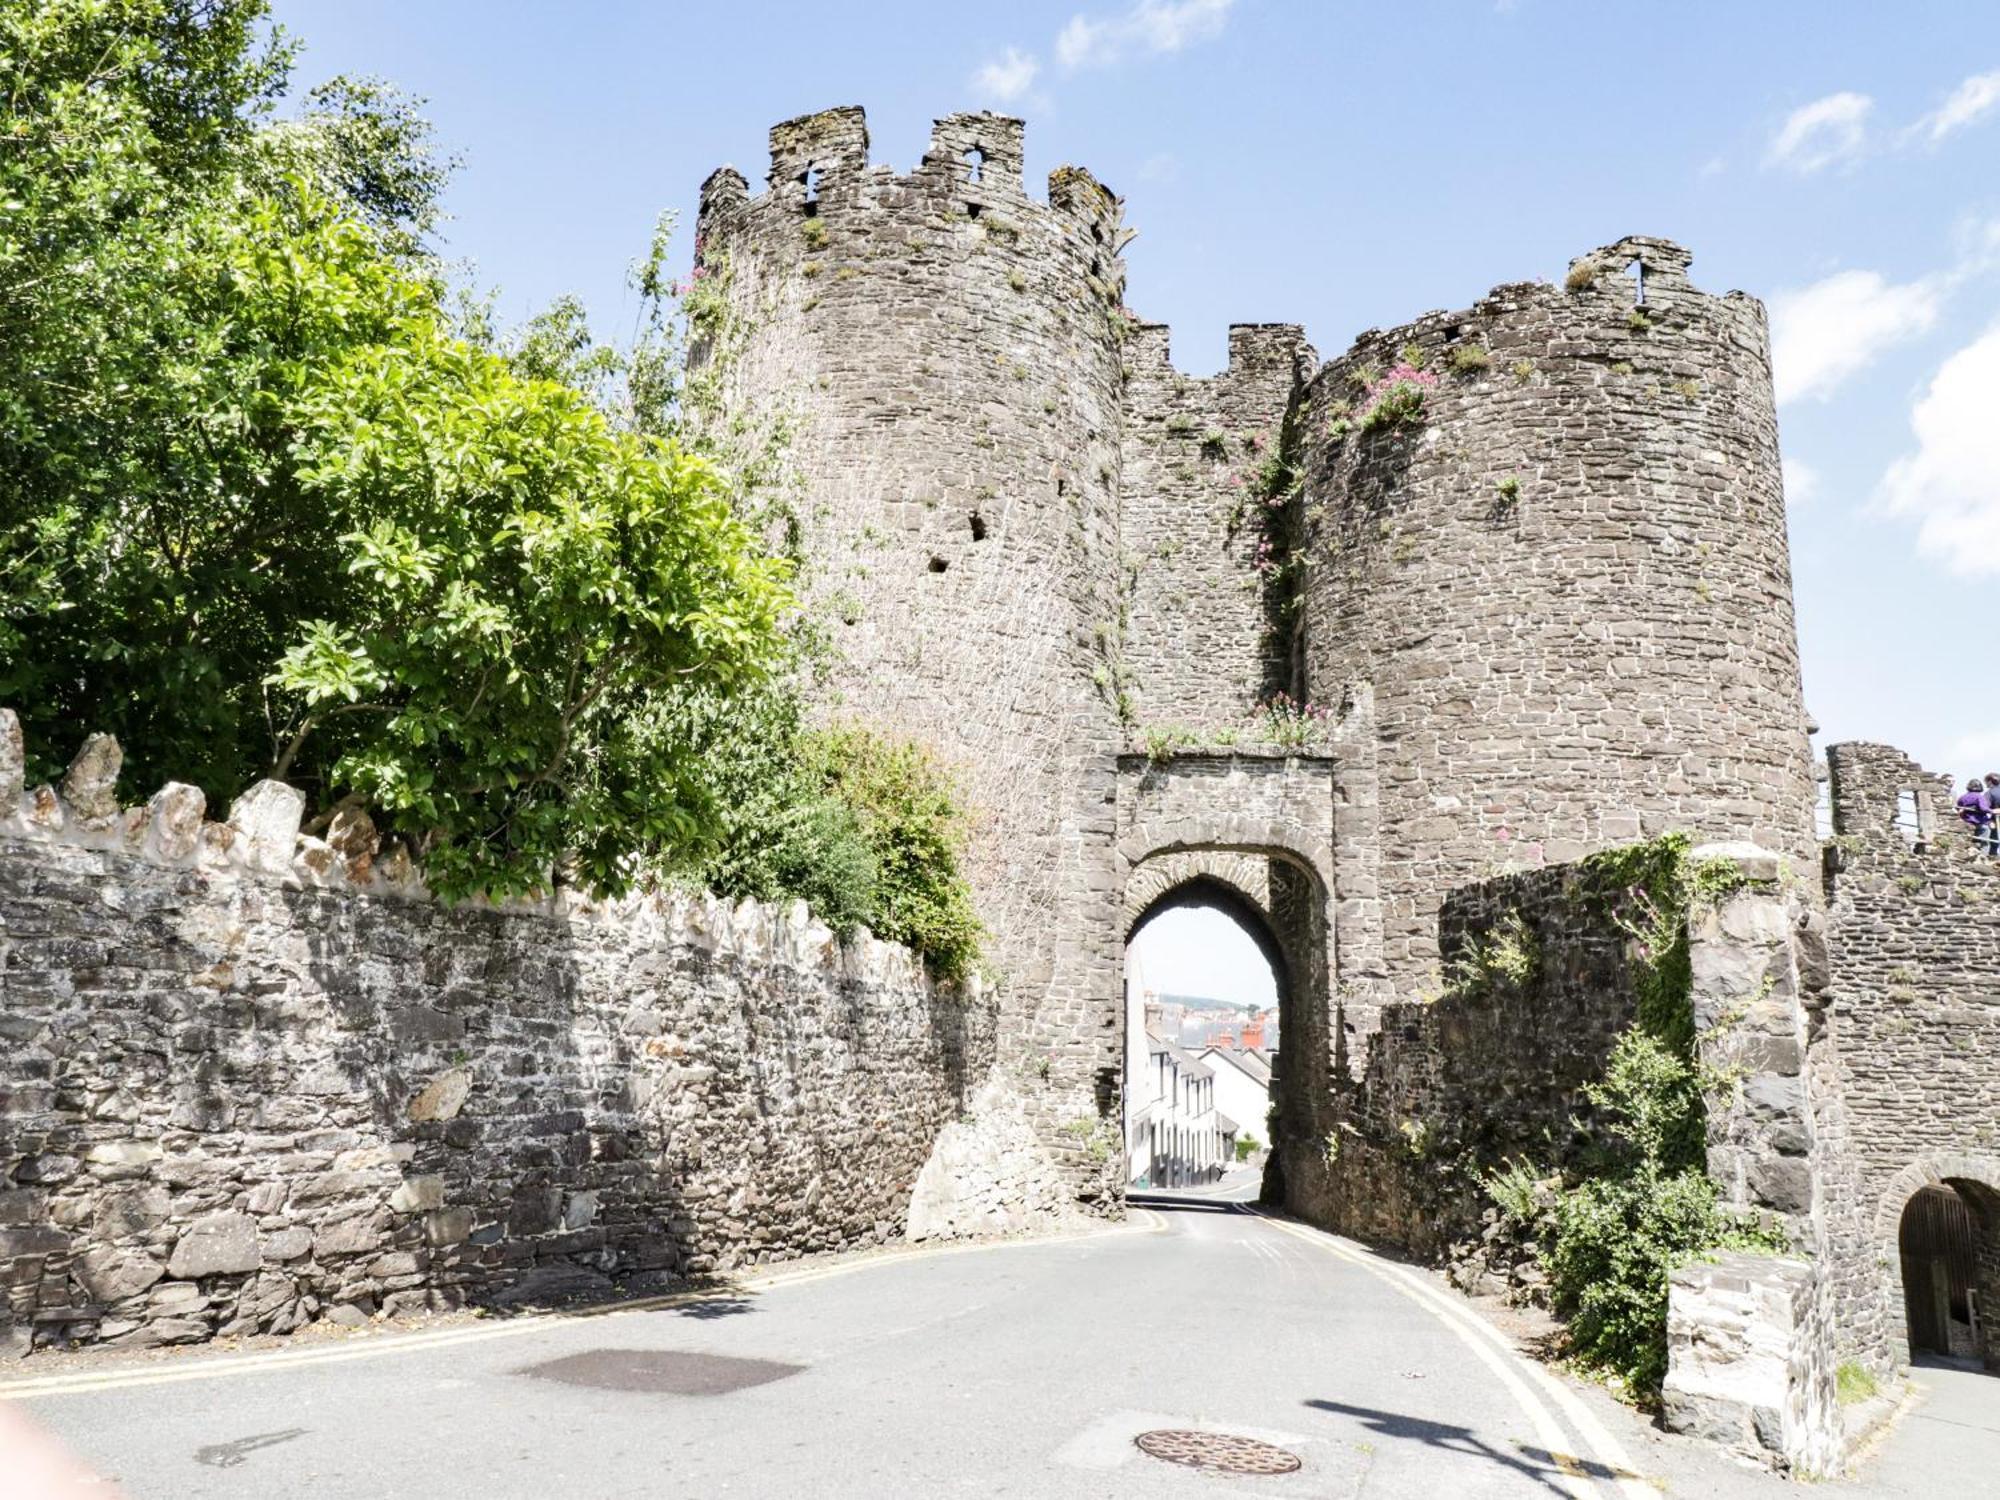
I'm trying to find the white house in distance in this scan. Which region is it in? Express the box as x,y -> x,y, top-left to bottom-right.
1197,1043 -> 1272,1161
1123,947 -> 1233,1187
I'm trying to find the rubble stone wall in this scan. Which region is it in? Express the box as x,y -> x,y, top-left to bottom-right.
1817,741 -> 2000,1372
0,716 -> 999,1354
1301,858 -> 1642,1267
1118,322 -> 1312,723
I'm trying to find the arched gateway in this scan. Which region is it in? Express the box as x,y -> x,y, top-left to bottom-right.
697,105 -> 1815,1226
1117,752 -> 1342,1204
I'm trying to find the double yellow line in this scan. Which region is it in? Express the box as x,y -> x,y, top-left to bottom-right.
1248,1208 -> 1657,1500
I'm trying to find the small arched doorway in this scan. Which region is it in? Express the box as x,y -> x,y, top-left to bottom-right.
1904,1192 -> 1984,1368
1901,1182 -> 1988,1364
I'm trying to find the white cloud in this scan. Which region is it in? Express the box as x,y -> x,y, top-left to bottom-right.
1056,0 -> 1234,71
1946,727 -> 2000,778
1769,269 -> 1943,404
1765,91 -> 1873,173
1921,68 -> 2000,143
1879,321 -> 2000,576
1136,151 -> 1179,184
1782,456 -> 1820,507
971,46 -> 1040,105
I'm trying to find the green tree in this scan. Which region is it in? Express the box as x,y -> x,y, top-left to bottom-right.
1,0 -> 790,900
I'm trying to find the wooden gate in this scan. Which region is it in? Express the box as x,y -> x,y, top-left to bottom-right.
1901,1185 -> 1980,1359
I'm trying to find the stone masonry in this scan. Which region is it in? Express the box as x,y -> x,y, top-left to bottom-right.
694,108 -> 1817,1212
3,106 -> 1987,1470
0,711 -> 1031,1354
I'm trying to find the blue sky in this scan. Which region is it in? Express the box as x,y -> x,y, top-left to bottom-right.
274,0 -> 1999,798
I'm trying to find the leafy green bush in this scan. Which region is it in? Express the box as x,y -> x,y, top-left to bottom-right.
0,1 -> 787,901
1469,837 -> 1785,1396
804,727 -> 984,978
1482,1156 -> 1550,1224
669,699 -> 981,977
1544,1028 -> 1786,1395
1,0 -> 982,969
1443,908 -> 1539,998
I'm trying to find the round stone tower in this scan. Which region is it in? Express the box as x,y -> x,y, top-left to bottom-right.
1297,236 -> 1816,997
694,108 -> 1135,1143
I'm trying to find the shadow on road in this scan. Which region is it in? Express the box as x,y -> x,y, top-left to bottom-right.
1125,1192 -> 1249,1215
1304,1397 -> 1625,1496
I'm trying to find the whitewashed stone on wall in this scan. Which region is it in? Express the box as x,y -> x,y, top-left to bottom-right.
907,1074 -> 1085,1242
60,733 -> 122,827
1662,1252 -> 1840,1476
142,783 -> 206,861
226,779 -> 306,874
0,709 -> 23,809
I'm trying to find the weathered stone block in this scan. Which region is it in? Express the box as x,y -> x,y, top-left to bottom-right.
407,1069 -> 471,1123
388,1176 -> 445,1213
59,734 -> 122,826
166,1213 -> 263,1279
142,783 -> 206,861
313,1212 -> 390,1259
1663,1252 -> 1837,1475
424,1208 -> 475,1247
226,779 -> 306,874
0,1226 -> 71,1258
75,1247 -> 165,1304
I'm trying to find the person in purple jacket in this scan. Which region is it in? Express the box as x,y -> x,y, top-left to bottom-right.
1958,778 -> 1997,855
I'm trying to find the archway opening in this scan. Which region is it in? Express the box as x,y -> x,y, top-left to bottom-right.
1124,878 -> 1284,1195
1900,1181 -> 1996,1367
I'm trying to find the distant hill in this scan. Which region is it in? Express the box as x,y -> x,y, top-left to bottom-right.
1157,993 -> 1267,1014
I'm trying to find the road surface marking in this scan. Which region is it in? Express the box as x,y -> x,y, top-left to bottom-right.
1251,1209 -> 1652,1499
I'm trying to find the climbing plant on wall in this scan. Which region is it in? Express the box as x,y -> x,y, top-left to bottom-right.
1486,834 -> 1788,1398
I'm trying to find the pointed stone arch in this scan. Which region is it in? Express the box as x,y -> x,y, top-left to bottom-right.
1875,1151 -> 2000,1370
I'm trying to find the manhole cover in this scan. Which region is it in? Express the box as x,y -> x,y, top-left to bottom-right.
1134,1429 -> 1303,1476
516,1348 -> 803,1395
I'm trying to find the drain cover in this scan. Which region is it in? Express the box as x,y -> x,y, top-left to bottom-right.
1134,1429 -> 1303,1476
517,1348 -> 803,1395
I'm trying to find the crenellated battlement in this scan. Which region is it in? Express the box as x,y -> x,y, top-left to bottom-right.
697,104 -> 1119,243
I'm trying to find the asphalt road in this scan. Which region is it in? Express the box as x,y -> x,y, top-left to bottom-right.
5,1185 -> 1660,1500
2,1186 -> 1990,1499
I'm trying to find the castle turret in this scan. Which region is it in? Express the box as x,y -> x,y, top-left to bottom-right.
1297,237 -> 1815,1000
695,108 -> 1136,1140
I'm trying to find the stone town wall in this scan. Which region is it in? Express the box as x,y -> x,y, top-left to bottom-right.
1296,236 -> 1816,992
1118,323 -> 1312,724
0,717 -> 1004,1355
1298,858 -> 1642,1267
1300,844 -> 1820,1265
1816,741 -> 2000,1371
694,108 -> 1130,1176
